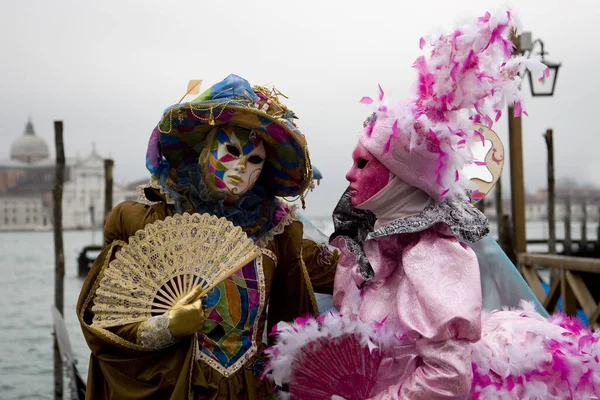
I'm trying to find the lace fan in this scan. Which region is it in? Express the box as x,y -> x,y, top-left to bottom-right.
91,213 -> 260,328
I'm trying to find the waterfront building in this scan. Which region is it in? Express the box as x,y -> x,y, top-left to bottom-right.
0,119 -> 135,231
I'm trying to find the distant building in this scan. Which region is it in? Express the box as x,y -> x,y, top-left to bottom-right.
9,119 -> 50,164
0,119 -> 136,231
484,187 -> 600,222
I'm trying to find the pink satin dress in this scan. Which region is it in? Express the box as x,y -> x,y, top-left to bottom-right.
332,224 -> 482,399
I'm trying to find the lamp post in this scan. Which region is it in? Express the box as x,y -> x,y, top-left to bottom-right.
520,32 -> 562,96
508,32 -> 561,259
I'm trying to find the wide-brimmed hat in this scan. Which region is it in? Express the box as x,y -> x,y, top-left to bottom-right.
146,74 -> 312,198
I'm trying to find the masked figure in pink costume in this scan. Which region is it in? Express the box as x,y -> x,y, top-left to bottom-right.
331,142 -> 485,399
267,10 -> 600,400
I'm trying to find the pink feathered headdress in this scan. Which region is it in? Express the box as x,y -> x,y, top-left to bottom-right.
359,10 -> 548,200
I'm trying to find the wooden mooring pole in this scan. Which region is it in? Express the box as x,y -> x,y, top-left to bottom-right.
103,159 -> 114,243
508,33 -> 527,258
476,198 -> 485,213
501,215 -> 517,263
597,205 -> 600,251
544,129 -> 556,254
495,177 -> 504,244
53,121 -> 65,400
564,196 -> 572,255
582,200 -> 588,250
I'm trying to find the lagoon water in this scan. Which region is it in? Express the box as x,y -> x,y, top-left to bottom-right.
0,231 -> 95,399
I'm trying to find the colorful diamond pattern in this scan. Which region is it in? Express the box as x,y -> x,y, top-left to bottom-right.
196,259 -> 261,369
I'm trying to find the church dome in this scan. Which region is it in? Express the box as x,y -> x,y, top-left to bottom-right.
10,119 -> 50,163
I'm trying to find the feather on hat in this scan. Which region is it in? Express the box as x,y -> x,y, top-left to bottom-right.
358,10 -> 548,200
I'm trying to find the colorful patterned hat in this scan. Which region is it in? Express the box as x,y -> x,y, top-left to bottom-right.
146,74 -> 312,198
358,10 -> 547,201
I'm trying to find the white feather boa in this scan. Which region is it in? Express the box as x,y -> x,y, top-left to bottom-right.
472,300 -> 600,399
266,302 -> 600,399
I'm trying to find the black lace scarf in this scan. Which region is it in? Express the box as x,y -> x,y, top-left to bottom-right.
330,188 -> 489,282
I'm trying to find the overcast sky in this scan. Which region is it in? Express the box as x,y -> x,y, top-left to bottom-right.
0,0 -> 593,216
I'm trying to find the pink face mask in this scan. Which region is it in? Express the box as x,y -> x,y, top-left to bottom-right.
346,142 -> 391,207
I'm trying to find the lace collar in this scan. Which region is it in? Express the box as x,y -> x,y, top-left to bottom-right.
367,197 -> 489,243
136,183 -> 175,205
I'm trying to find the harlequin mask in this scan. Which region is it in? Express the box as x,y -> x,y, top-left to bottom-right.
201,125 -> 266,197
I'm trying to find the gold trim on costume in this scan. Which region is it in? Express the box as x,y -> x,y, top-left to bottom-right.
188,341 -> 195,400
299,245 -> 320,316
259,248 -> 277,264
136,322 -> 144,345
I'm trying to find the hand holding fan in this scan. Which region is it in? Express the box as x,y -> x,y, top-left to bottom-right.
91,212 -> 259,328
266,312 -> 391,400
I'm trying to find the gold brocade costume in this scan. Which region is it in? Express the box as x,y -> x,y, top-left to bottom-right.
77,188 -> 338,399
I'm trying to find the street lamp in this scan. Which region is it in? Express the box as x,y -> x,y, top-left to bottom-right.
520,32 -> 562,97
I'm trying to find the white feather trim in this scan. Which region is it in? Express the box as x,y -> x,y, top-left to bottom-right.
265,311 -> 396,387
473,302 -> 600,398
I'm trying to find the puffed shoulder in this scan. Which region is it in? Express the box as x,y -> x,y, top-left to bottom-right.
400,230 -> 482,342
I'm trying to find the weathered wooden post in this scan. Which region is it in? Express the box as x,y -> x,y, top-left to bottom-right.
581,200 -> 588,251
564,196 -> 572,255
560,268 -> 577,317
103,159 -> 114,243
501,215 -> 516,263
53,121 -> 65,400
495,178 -> 504,244
544,129 -> 556,254
508,33 -> 527,259
476,198 -> 485,213
597,205 -> 600,250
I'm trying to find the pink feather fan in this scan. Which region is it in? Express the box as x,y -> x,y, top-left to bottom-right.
265,311 -> 395,400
